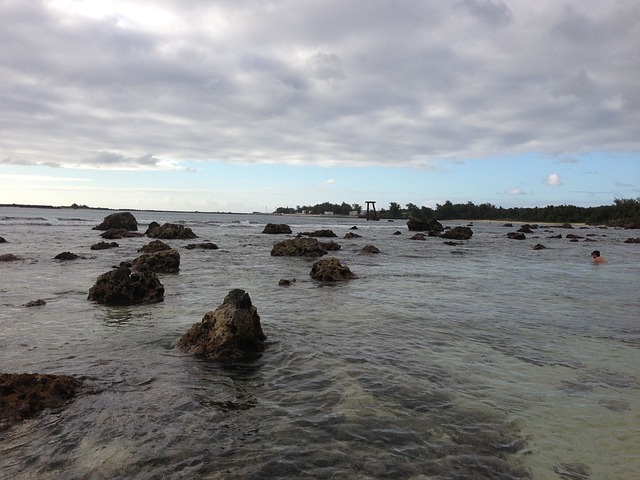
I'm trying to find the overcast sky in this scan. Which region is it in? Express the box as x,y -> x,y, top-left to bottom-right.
1,0 -> 638,212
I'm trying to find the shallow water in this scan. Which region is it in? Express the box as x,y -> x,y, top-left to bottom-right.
1,207 -> 639,479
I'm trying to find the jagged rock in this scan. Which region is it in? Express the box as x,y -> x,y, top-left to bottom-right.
441,226 -> 473,240
298,229 -> 338,238
54,252 -> 81,261
517,225 -> 533,233
100,229 -> 143,239
262,223 -> 292,234
507,232 -> 526,240
87,265 -> 164,305
138,240 -> 172,253
310,257 -> 355,282
24,299 -> 46,307
344,232 -> 361,239
145,222 -> 197,239
271,237 -> 336,257
533,244 -> 547,250
132,249 -> 180,274
278,278 -> 296,286
91,241 -> 119,250
177,289 -> 266,362
393,231 -> 402,235
93,212 -> 138,231
360,245 -> 380,254
0,373 -> 82,430
0,236 -> 7,243
185,242 -> 219,250
349,226 -> 359,230
0,254 -> 21,262
407,218 -> 444,235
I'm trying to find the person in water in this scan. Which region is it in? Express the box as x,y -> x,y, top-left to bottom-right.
591,250 -> 608,264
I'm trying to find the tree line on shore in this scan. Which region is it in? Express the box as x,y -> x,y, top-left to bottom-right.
275,197 -> 640,226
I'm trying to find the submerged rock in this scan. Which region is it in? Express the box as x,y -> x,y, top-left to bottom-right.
441,226 -> 473,240
533,244 -> 547,250
0,373 -> 82,431
138,240 -> 172,253
100,229 -> 143,239
298,229 -> 338,238
360,245 -> 380,254
184,242 -> 219,250
24,299 -> 47,307
271,237 -> 339,257
0,253 -> 22,262
507,232 -> 526,240
93,212 -> 138,231
91,241 -> 119,250
310,257 -> 355,282
145,222 -> 197,239
262,223 -> 292,234
54,252 -> 82,261
132,249 -> 180,274
177,289 -> 266,362
344,232 -> 362,239
88,265 -> 164,305
407,218 -> 444,235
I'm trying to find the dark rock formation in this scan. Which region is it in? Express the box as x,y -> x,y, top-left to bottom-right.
91,241 -> 119,250
441,226 -> 473,240
185,242 -> 219,250
54,252 -> 82,261
145,222 -> 197,239
533,244 -> 547,250
0,253 -> 21,262
298,229 -> 337,238
559,223 -> 574,229
262,223 -> 292,234
410,233 -> 427,240
24,299 -> 46,307
393,231 -> 402,235
87,265 -> 164,305
349,226 -> 359,230
517,225 -> 533,234
502,223 -> 513,227
507,232 -> 526,240
360,245 -> 380,254
0,236 -> 7,243
132,249 -> 180,274
344,232 -> 362,239
93,212 -> 138,231
310,257 -> 355,282
271,237 -> 338,257
100,229 -> 143,239
177,289 -> 266,362
624,237 -> 640,243
407,218 -> 444,235
138,240 -> 172,253
278,278 -> 296,286
443,241 -> 463,246
0,373 -> 82,431
548,234 -> 562,239
566,234 -> 584,239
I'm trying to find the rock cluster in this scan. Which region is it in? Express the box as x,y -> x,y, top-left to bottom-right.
441,226 -> 473,240
145,222 -> 197,239
298,229 -> 337,238
177,289 -> 266,362
407,218 -> 444,235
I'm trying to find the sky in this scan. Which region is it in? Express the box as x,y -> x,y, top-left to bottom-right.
1,0 -> 639,213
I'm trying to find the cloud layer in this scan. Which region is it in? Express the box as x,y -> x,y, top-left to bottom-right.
1,0 -> 639,170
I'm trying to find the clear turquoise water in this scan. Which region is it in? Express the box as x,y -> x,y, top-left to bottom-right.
1,207 -> 639,479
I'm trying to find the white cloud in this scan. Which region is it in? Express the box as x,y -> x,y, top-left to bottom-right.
506,188 -> 526,195
0,0 -> 638,172
545,173 -> 563,186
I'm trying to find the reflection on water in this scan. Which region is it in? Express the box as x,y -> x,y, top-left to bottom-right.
1,209 -> 639,479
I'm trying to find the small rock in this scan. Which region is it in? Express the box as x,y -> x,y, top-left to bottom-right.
310,257 -> 355,282
262,223 -> 292,234
54,252 -> 81,261
184,242 -> 219,250
91,241 -> 119,250
360,245 -> 380,254
24,299 -> 46,307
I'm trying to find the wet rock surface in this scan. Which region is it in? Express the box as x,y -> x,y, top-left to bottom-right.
93,212 -> 138,231
91,241 -> 119,250
271,237 -> 338,257
310,257 -> 355,282
0,373 -> 83,431
132,249 -> 180,274
87,265 -> 165,305
145,222 -> 197,239
177,289 -> 266,362
262,223 -> 292,234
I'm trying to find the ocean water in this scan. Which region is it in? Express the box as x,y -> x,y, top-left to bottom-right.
0,206 -> 638,479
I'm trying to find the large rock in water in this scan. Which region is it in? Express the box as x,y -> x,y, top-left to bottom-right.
177,289 -> 266,362
132,249 -> 180,273
0,373 -> 82,430
93,212 -> 138,231
262,223 -> 292,234
271,237 -> 337,257
87,265 -> 164,305
441,226 -> 473,240
407,218 -> 444,235
310,257 -> 355,282
145,222 -> 197,239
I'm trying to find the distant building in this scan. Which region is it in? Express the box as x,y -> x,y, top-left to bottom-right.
323,211 -> 334,215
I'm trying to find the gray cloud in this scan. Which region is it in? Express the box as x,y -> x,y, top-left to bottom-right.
0,0 -> 638,170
